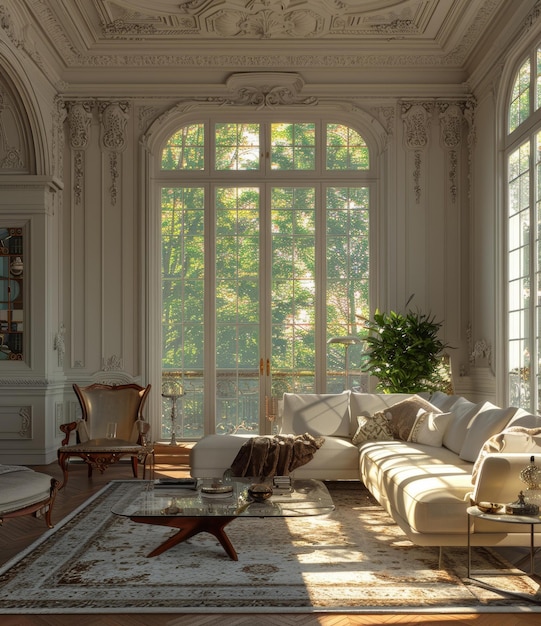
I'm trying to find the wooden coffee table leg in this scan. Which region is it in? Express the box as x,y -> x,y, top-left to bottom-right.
129,516 -> 238,560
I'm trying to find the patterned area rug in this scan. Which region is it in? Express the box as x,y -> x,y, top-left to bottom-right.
0,480 -> 540,614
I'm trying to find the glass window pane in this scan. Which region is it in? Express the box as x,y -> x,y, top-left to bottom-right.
270,187 -> 316,394
509,58 -> 530,133
162,187 -> 205,438
537,48 -> 541,111
161,124 -> 205,170
326,187 -> 370,391
215,123 -> 260,170
271,123 -> 315,170
326,124 -> 369,170
215,187 -> 260,432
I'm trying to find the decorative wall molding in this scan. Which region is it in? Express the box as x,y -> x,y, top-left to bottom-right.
18,406 -> 31,438
401,102 -> 432,204
142,72 -> 320,145
66,102 -> 93,150
93,360 -> 134,385
371,105 -> 395,138
524,0 -> 541,32
470,338 -> 494,376
53,322 -> 65,367
0,405 -> 32,439
438,103 -> 464,150
53,96 -> 67,181
99,102 -> 129,206
401,102 -> 432,149
413,151 -> 421,204
99,101 -> 129,152
224,72 -> 317,109
0,81 -> 29,172
0,378 -> 50,386
465,322 -> 495,376
438,103 -> 464,204
102,354 -> 123,371
138,105 -> 159,131
66,102 -> 93,204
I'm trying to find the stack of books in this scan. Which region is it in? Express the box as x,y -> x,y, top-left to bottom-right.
153,478 -> 198,490
273,475 -> 292,491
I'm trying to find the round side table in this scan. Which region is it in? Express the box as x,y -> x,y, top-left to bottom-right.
466,505 -> 541,601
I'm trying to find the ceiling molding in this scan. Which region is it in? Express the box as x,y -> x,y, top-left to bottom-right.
5,0 -> 536,91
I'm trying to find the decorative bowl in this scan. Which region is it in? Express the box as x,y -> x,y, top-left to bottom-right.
476,501 -> 502,514
248,483 -> 273,502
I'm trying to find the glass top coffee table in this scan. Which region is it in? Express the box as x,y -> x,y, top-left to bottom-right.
112,477 -> 334,560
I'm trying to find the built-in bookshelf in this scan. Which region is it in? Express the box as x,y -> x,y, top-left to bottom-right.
0,227 -> 23,360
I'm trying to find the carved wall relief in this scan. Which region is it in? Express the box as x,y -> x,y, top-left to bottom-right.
0,84 -> 29,172
401,102 -> 432,204
224,72 -> 318,108
53,322 -> 65,367
466,322 -> 494,376
66,102 -> 93,205
99,102 -> 129,206
438,103 -> 464,204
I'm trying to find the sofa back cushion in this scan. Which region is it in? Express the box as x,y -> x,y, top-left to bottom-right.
282,392 -> 351,437
505,409 -> 541,429
429,392 -> 464,412
442,397 -> 478,454
458,402 -> 518,462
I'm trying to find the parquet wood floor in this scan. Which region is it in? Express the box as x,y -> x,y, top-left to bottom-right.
1,460 -> 540,625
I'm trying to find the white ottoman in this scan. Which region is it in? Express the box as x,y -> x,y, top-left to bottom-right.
0,465 -> 59,528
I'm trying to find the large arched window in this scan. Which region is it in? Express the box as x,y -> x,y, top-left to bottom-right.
506,45 -> 541,411
157,117 -> 373,439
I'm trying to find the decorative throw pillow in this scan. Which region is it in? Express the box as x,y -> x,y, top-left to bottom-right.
383,395 -> 442,441
408,411 -> 453,447
352,412 -> 393,445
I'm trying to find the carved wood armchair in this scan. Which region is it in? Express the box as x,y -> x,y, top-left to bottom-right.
57,383 -> 152,489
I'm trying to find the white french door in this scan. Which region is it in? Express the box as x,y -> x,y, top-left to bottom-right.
159,119 -> 371,439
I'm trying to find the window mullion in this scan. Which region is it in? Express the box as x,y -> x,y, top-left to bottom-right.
529,135 -> 541,412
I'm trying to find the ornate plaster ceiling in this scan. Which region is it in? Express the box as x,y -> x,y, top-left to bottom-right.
5,0 -> 539,93
28,0 -> 504,44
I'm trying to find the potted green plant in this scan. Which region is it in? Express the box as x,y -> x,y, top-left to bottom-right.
361,297 -> 451,393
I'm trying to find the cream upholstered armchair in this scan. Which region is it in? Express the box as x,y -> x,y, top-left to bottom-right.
57,383 -> 151,489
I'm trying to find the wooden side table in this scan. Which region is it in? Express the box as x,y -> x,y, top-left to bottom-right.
146,442 -> 195,478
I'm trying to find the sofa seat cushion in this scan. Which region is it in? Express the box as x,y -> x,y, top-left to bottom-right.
359,440 -> 473,535
191,433 -> 359,480
288,435 -> 358,476
0,466 -> 54,516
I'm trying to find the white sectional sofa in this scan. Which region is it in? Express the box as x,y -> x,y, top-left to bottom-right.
191,390 -> 541,550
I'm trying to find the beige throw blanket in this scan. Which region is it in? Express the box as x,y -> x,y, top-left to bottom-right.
230,433 -> 325,478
